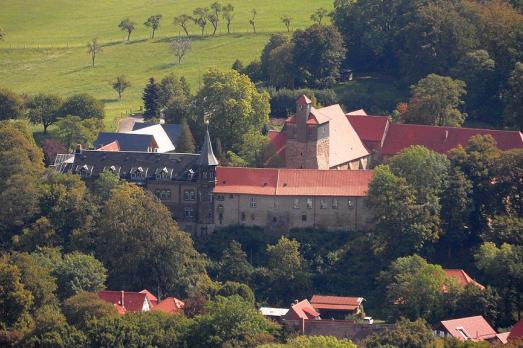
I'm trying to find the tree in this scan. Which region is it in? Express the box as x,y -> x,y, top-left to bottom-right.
63,292 -> 118,330
96,183 -> 206,296
504,62 -> 523,130
170,38 -> 191,64
222,4 -> 234,33
9,252 -> 58,310
265,237 -> 311,305
311,8 -> 329,25
362,318 -> 434,348
87,38 -> 102,67
0,260 -> 33,329
233,130 -> 282,168
209,2 -> 222,36
475,242 -> 523,324
231,59 -> 243,72
249,9 -> 257,33
482,215 -> 523,245
292,25 -> 346,88
176,120 -> 196,153
144,15 -> 162,39
367,165 -> 439,258
165,96 -> 192,124
158,73 -> 191,108
111,75 -> 131,100
380,255 -> 456,322
142,77 -> 161,120
0,87 -> 24,120
26,94 -> 62,133
195,69 -> 270,152
93,169 -> 121,202
54,252 -> 107,300
187,295 -> 277,348
217,282 -> 255,304
40,138 -> 66,165
193,7 -> 210,36
403,74 -> 467,127
260,33 -> 288,79
55,115 -> 103,150
281,16 -> 292,32
173,14 -> 192,36
59,93 -> 105,120
217,241 -> 254,283
261,336 -> 357,348
118,18 -> 135,41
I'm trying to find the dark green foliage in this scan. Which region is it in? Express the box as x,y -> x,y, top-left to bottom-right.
175,120 -> 196,153
231,59 -> 244,72
362,318 -> 434,348
216,240 -> 254,283
59,94 -> 104,120
504,62 -> 523,129
26,94 -> 63,133
292,25 -> 346,88
0,260 -> 33,330
54,115 -> 104,150
267,88 -> 337,117
63,292 -> 119,330
217,281 -> 255,304
142,77 -> 161,120
0,87 -> 24,120
93,169 -> 121,202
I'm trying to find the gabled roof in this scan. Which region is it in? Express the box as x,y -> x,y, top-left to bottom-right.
260,307 -> 290,317
97,140 -> 120,152
347,115 -> 390,143
267,130 -> 287,163
496,332 -> 510,344
444,269 -> 485,290
508,319 -> 523,341
297,94 -> 312,105
139,289 -> 158,304
152,297 -> 184,314
98,290 -> 149,312
346,109 -> 367,116
439,316 -> 497,341
310,295 -> 364,311
95,132 -> 157,152
286,299 -> 320,320
128,124 -> 175,153
132,122 -> 182,147
382,124 -> 523,156
214,167 -> 373,197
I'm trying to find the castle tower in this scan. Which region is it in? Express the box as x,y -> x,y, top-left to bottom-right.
284,95 -> 330,169
196,127 -> 218,235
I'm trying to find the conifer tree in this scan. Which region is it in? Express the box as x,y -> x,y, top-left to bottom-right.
176,120 -> 196,153
142,77 -> 161,120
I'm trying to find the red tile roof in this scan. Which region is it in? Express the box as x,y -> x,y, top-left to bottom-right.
98,290 -> 149,312
297,94 -> 312,105
152,297 -> 184,314
139,289 -> 158,304
285,299 -> 320,320
114,303 -> 126,315
97,140 -> 120,151
214,167 -> 373,197
497,332 -> 510,344
439,316 -> 497,341
347,115 -> 390,143
444,269 -> 485,290
382,124 -> 523,156
509,319 -> 523,341
311,295 -> 364,311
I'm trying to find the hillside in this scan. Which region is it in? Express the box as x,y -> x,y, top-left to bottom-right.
0,0 -> 332,129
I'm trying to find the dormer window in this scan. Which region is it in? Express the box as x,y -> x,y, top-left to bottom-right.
155,167 -> 171,180
187,169 -> 195,180
78,164 -> 93,178
130,167 -> 147,180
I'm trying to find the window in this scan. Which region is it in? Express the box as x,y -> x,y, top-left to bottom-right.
229,194 -> 234,199
293,199 -> 300,209
156,167 -> 170,180
241,212 -> 246,222
306,198 -> 313,209
184,207 -> 194,218
274,198 -> 280,208
332,199 -> 339,209
302,214 -> 307,221
216,195 -> 225,201
250,196 -> 257,208
79,164 -> 92,178
155,189 -> 171,201
348,199 -> 353,208
320,199 -> 327,209
131,166 -> 146,180
184,190 -> 196,201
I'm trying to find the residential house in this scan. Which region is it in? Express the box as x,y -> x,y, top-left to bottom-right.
260,307 -> 289,322
444,269 -> 485,290
310,295 -> 365,320
434,315 -> 507,343
97,289 -> 184,315
284,299 -> 321,322
508,319 -> 523,341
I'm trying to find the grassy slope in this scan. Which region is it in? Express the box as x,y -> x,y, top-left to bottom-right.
0,0 -> 332,130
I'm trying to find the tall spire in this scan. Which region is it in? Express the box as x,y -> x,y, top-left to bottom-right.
197,125 -> 219,166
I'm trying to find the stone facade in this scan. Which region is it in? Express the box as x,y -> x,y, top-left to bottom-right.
214,194 -> 371,232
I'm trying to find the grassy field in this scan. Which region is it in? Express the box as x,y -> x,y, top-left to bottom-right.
0,0 -> 332,129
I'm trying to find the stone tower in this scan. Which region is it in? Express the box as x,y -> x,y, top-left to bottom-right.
284,95 -> 330,169
196,127 -> 219,235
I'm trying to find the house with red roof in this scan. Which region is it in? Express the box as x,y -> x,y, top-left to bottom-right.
310,295 -> 365,320
97,289 -> 184,315
434,315 -> 507,343
284,299 -> 321,321
508,319 -> 523,341
444,269 -> 485,291
214,167 -> 374,231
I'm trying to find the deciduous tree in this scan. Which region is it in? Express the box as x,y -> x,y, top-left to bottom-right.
281,16 -> 292,32
363,318 -> 434,348
118,18 -> 135,41
54,115 -> 103,150
0,87 -> 24,120
504,62 -> 523,130
209,3 -> 222,36
403,74 -> 467,127
193,7 -> 210,36
59,93 -> 105,120
249,9 -> 257,33
216,241 -> 254,283
222,4 -> 234,33
144,15 -> 162,39
0,260 -> 33,329
311,8 -> 329,25
173,14 -> 192,36
63,292 -> 119,330
111,74 -> 131,100
26,94 -> 62,134
170,38 -> 191,64
87,38 -> 102,67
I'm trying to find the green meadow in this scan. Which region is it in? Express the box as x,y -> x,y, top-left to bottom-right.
0,0 -> 332,129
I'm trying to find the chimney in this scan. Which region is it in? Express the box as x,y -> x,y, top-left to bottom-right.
75,144 -> 83,154
120,290 -> 125,309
